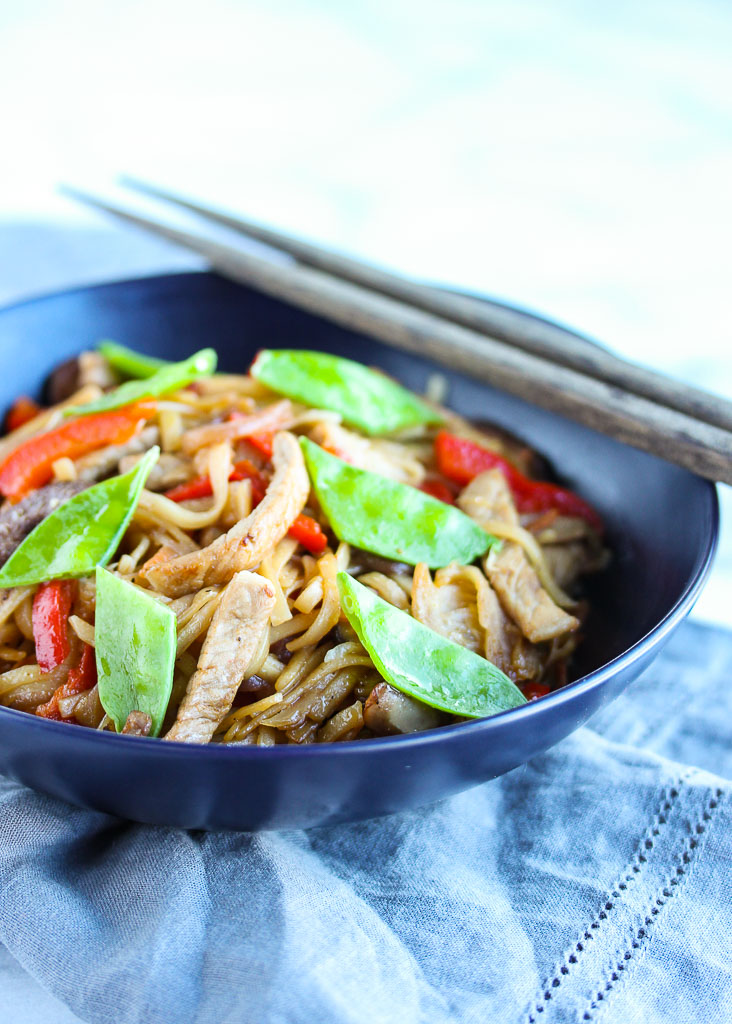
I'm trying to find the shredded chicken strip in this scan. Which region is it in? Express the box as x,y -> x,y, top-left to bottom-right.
165,570 -> 276,743
143,431 -> 309,597
458,470 -> 579,644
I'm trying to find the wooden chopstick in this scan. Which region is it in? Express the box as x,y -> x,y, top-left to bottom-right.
121,175 -> 732,436
60,184 -> 732,485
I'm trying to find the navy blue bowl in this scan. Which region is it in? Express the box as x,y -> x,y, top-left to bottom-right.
0,272 -> 718,829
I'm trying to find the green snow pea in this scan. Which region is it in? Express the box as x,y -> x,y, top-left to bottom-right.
97,340 -> 167,379
338,573 -> 526,717
251,349 -> 442,435
95,566 -> 176,736
301,438 -> 497,568
0,447 -> 159,588
63,348 -> 217,417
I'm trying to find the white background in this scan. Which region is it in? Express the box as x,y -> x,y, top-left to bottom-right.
0,0 -> 731,623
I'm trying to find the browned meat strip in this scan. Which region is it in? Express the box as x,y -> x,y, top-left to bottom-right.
347,548 -> 411,577
45,356 -> 81,405
308,421 -> 425,484
44,350 -> 118,405
411,562 -> 483,652
411,561 -> 543,682
458,470 -> 579,644
474,574 -> 544,682
165,570 -> 276,744
144,431 -> 309,598
181,399 -> 293,454
75,426 -> 160,481
486,541 -> 579,645
121,710 -> 152,736
118,451 -> 191,491
363,681 -> 441,735
0,480 -> 88,566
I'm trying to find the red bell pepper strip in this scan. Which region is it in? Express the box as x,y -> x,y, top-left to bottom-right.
66,642 -> 97,692
522,681 -> 551,701
162,460 -> 266,504
5,396 -> 42,433
288,514 -> 328,555
36,643 -> 97,720
245,431 -> 274,461
34,698 -> 64,721
32,579 -> 75,673
434,430 -> 603,531
230,459 -> 267,500
0,401 -> 155,503
163,475 -> 215,503
226,412 -> 274,461
164,458 -> 328,555
418,478 -> 456,505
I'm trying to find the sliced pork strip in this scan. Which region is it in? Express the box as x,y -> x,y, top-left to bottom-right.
458,470 -> 579,644
143,431 -> 309,598
165,570 -> 276,743
363,681 -> 441,735
121,710 -> 153,736
78,351 -> 119,391
180,399 -> 293,454
486,543 -> 578,644
74,426 -> 160,481
411,562 -> 483,652
458,467 -> 519,527
411,560 -> 542,681
308,420 -> 425,485
0,480 -> 88,566
45,356 -> 81,405
118,451 -> 191,491
472,573 -> 546,681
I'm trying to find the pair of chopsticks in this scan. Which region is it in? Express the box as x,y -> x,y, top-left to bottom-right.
62,178 -> 732,485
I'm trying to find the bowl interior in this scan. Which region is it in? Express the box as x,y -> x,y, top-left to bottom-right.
0,271 -> 717,684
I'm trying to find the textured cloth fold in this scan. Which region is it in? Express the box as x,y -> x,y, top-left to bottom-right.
1,619 -> 731,1024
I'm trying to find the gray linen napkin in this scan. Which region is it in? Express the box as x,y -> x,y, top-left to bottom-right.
0,619 -> 730,1024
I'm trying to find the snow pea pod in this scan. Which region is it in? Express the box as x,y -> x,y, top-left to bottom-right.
97,340 -> 166,379
301,438 -> 496,568
95,566 -> 176,736
251,349 -> 442,435
63,348 -> 217,417
0,447 -> 159,588
337,573 -> 526,717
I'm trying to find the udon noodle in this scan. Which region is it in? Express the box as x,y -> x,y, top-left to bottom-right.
0,350 -> 608,743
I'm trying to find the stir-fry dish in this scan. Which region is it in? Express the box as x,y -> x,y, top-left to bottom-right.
0,344 -> 608,744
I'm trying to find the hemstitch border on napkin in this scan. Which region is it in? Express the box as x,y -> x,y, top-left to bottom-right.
523,770 -> 723,1024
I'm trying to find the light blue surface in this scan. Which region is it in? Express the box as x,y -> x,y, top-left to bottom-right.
0,620 -> 730,1024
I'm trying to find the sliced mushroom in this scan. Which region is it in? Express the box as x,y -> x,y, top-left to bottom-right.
363,682 -> 441,735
